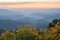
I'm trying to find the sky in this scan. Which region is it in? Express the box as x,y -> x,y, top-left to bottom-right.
0,2 -> 60,9
0,0 -> 60,9
0,0 -> 60,2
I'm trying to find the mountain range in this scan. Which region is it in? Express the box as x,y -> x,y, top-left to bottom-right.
0,8 -> 60,30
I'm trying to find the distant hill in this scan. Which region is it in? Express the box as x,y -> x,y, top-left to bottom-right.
0,8 -> 60,30
0,19 -> 49,30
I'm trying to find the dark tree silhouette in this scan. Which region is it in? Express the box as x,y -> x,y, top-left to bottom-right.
48,18 -> 60,28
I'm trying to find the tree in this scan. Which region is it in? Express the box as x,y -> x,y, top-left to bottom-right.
48,18 -> 60,28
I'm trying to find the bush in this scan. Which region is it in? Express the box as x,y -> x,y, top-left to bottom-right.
0,22 -> 60,40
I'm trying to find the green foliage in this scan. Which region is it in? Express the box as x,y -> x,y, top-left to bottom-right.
48,18 -> 60,28
0,19 -> 60,40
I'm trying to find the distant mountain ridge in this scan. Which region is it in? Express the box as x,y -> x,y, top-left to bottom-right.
0,8 -> 60,30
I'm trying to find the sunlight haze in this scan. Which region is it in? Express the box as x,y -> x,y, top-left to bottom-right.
0,0 -> 60,3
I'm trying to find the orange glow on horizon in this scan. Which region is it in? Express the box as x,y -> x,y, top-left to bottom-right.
0,2 -> 60,9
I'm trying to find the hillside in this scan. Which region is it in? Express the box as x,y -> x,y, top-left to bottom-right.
0,8 -> 60,30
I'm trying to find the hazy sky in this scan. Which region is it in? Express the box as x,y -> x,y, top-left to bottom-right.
0,2 -> 60,9
0,0 -> 60,3
0,0 -> 60,9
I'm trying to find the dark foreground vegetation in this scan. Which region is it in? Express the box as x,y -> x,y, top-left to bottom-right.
0,19 -> 60,40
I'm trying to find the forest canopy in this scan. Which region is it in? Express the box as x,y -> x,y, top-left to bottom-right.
0,18 -> 60,40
